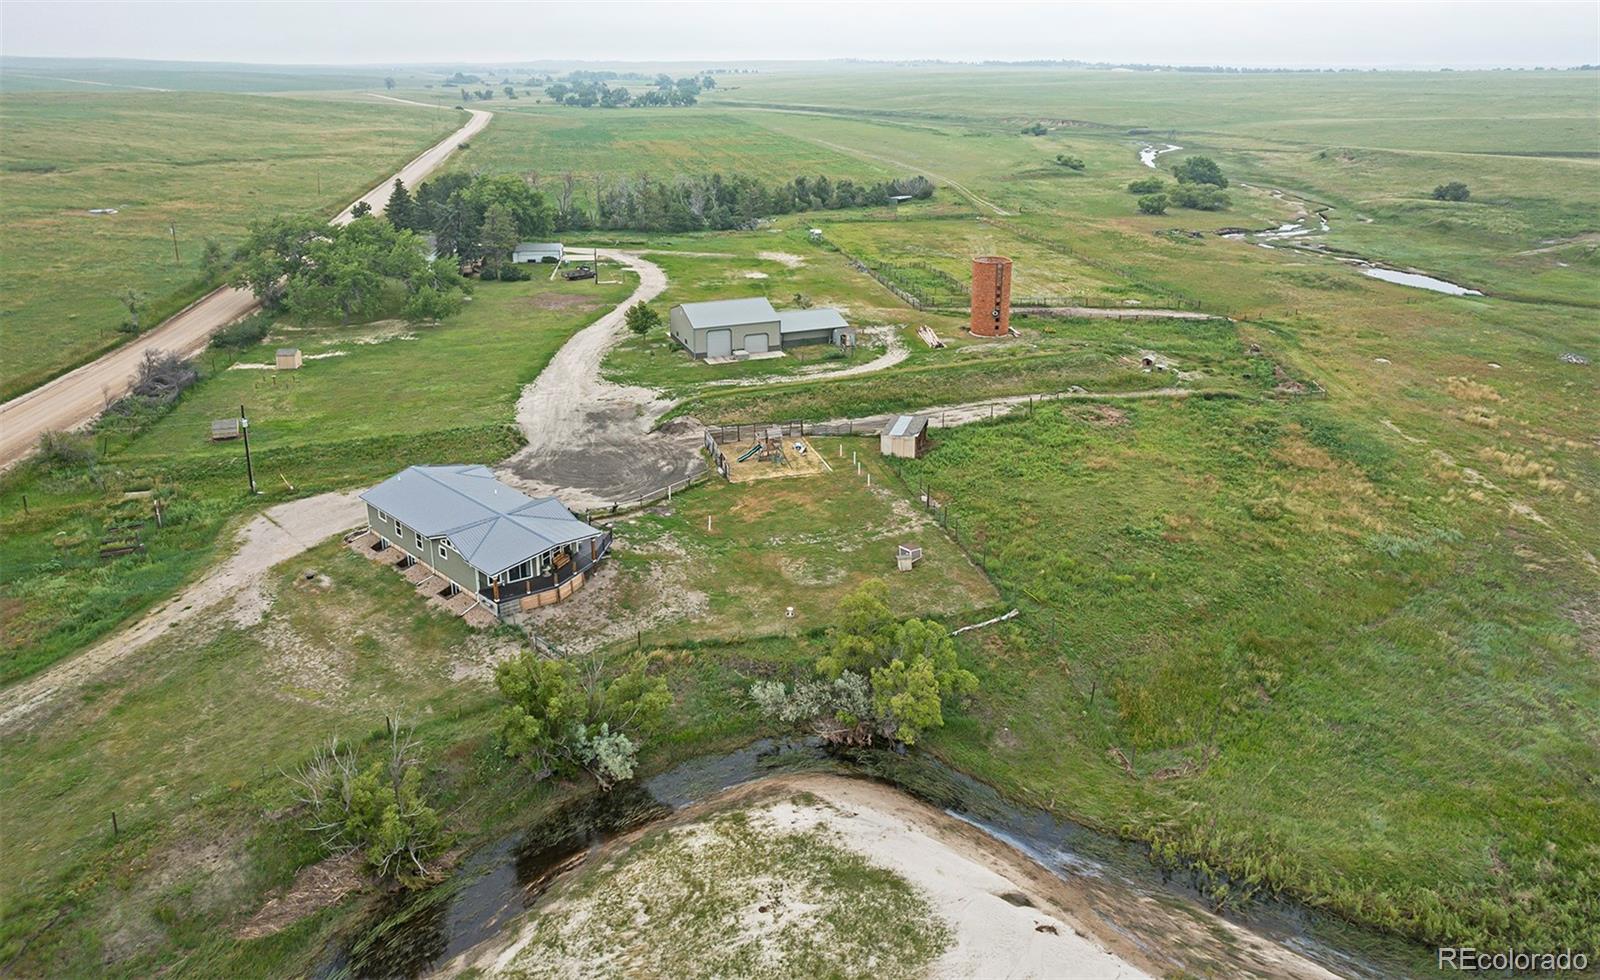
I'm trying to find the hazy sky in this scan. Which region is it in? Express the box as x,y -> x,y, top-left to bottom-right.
3,1 -> 1597,69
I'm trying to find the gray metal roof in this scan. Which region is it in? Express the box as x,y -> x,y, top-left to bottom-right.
887,414 -> 928,438
513,242 -> 564,258
675,297 -> 779,330
361,465 -> 603,577
777,308 -> 848,335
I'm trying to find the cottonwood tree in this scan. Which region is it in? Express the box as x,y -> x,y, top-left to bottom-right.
1173,155 -> 1228,187
1432,181 -> 1470,202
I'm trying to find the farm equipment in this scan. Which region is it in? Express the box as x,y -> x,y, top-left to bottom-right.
563,265 -> 595,281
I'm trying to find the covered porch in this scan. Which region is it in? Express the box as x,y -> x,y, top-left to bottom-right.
478,530 -> 612,614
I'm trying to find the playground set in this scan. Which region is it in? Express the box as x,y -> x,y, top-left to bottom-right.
704,424 -> 833,484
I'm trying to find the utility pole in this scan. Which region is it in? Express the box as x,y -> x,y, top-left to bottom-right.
240,404 -> 257,494
169,223 -> 180,265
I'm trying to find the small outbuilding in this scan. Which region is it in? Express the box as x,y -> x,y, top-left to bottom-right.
880,414 -> 930,459
512,242 -> 565,264
779,308 -> 854,347
896,543 -> 924,572
275,348 -> 303,370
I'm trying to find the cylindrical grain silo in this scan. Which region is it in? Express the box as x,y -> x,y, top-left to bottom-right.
969,256 -> 1012,336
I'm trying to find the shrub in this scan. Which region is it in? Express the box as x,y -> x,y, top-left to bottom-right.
209,313 -> 272,350
1127,177 -> 1166,194
625,301 -> 662,336
289,725 -> 444,887
495,650 -> 670,790
752,580 -> 977,747
1054,154 -> 1086,171
1168,185 -> 1232,211
1021,123 -> 1048,136
36,431 -> 97,469
499,263 -> 532,281
1137,194 -> 1170,215
1432,181 -> 1470,202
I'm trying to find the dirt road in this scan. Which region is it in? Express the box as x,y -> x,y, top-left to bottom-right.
498,250 -> 707,511
0,104 -> 491,472
828,386 -> 1198,434
0,492 -> 366,734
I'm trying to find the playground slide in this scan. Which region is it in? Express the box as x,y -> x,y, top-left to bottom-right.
736,443 -> 763,463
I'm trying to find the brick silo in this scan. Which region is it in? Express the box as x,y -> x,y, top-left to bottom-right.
969,256 -> 1012,336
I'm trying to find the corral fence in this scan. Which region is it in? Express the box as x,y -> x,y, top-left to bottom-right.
584,471 -> 713,523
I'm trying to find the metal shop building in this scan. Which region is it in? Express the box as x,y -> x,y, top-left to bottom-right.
669,297 -> 853,358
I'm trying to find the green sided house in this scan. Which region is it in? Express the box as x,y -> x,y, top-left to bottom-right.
669,297 -> 854,359
361,464 -> 611,618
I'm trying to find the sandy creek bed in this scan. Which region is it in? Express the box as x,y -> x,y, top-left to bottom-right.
446,774 -> 1339,979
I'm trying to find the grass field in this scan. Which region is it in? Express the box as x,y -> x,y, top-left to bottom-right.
0,91 -> 459,399
1,62 -> 1597,975
0,268 -> 634,683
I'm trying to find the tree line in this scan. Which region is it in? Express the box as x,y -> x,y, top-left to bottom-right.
386,170 -> 934,249
545,72 -> 716,108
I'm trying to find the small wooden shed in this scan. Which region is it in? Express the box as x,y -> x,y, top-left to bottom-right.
276,348 -> 303,370
880,414 -> 929,459
209,418 -> 241,441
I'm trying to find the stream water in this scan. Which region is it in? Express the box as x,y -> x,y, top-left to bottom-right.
1222,182 -> 1482,296
314,741 -> 1426,979
1139,142 -> 1182,168
1359,266 -> 1484,296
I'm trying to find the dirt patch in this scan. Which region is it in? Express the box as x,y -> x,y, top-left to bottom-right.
756,251 -> 805,268
528,292 -> 600,310
513,532 -> 709,655
1567,594 -> 1600,659
236,852 -> 366,941
1068,404 -> 1129,427
499,251 -> 706,511
723,436 -> 832,484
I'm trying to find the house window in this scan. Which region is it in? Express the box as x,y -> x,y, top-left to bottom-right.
394,521 -> 408,540
438,540 -> 452,561
376,511 -> 390,524
507,558 -> 533,582
415,530 -> 424,549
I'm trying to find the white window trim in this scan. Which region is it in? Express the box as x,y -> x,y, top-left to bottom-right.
376,510 -> 390,524
437,539 -> 452,561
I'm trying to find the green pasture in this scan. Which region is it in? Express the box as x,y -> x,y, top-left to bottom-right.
1,62 -> 1597,973
0,92 -> 459,399
0,269 -> 633,684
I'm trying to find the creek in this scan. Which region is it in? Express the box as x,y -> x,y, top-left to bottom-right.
314,741 -> 1426,978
